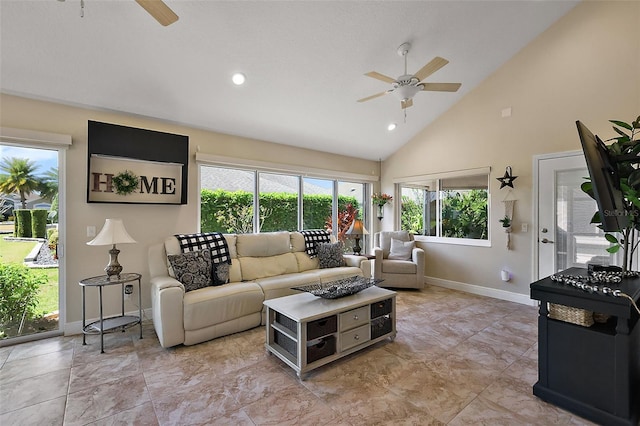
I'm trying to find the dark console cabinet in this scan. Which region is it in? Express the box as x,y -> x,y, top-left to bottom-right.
530,268 -> 640,426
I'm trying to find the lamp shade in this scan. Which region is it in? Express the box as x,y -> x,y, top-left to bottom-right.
87,219 -> 136,246
345,219 -> 369,236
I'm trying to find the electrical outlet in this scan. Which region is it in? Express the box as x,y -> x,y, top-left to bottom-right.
124,284 -> 133,299
521,223 -> 528,233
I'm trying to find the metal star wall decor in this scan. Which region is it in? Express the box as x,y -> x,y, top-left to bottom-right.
497,166 -> 517,189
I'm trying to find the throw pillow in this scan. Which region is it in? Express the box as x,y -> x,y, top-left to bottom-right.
167,249 -> 212,292
317,242 -> 345,269
388,238 -> 414,261
211,262 -> 230,286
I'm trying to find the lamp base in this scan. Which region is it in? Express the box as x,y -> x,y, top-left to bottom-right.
352,237 -> 362,255
105,245 -> 123,280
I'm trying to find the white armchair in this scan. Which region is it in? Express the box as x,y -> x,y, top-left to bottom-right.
373,231 -> 425,289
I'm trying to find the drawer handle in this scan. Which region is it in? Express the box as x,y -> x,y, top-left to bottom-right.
354,334 -> 359,340
315,341 -> 326,349
353,315 -> 359,320
317,320 -> 327,326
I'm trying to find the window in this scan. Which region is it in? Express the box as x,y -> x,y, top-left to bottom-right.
199,164 -> 371,245
399,169 -> 489,245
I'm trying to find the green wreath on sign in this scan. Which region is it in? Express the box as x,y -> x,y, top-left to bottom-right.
112,170 -> 139,195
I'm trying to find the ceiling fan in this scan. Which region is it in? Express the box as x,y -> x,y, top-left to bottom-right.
58,0 -> 179,26
358,43 -> 461,110
135,0 -> 179,26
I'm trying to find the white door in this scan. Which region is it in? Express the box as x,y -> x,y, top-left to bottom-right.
535,152 -> 619,279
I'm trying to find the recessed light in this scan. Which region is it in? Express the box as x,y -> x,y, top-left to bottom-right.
232,73 -> 246,85
387,123 -> 397,131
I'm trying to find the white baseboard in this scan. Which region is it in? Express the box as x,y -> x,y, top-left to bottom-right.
425,276 -> 536,306
64,308 -> 152,336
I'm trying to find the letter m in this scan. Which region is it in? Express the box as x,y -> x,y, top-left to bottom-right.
140,176 -> 159,194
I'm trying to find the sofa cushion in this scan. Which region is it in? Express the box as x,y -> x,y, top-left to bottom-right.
212,263 -> 230,286
290,232 -> 307,253
388,238 -> 414,261
165,234 -> 242,282
317,267 -> 364,283
318,242 -> 345,268
167,249 -> 212,292
382,259 -> 417,274
238,252 -> 299,281
294,251 -> 320,272
183,282 -> 264,331
255,270 -> 322,301
236,231 -> 290,257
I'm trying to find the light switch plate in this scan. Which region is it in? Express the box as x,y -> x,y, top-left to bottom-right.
521,223 -> 528,233
87,226 -> 96,238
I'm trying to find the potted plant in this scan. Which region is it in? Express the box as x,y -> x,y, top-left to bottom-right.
372,193 -> 393,219
499,215 -> 512,232
582,115 -> 640,273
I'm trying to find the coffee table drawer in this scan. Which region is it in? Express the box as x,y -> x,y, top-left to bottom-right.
340,306 -> 369,331
341,324 -> 370,351
307,315 -> 337,341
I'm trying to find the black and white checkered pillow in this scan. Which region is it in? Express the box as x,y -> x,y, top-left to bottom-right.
301,230 -> 331,258
174,232 -> 231,265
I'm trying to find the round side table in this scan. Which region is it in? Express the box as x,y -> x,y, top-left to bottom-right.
79,272 -> 143,353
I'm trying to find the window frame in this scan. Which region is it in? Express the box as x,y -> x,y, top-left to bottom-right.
395,167 -> 491,248
196,154 -> 375,242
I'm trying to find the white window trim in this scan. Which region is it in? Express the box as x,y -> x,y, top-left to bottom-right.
395,166 -> 491,247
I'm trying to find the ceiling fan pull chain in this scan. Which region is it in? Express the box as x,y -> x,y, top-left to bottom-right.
80,0 -> 84,18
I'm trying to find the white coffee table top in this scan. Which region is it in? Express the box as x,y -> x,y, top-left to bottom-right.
263,286 -> 395,322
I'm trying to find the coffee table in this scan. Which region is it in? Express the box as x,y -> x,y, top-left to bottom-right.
263,282 -> 396,379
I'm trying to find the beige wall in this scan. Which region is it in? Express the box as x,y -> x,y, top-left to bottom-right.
0,94 -> 378,327
382,1 -> 640,295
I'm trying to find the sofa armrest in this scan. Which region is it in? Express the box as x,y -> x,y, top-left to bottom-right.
342,254 -> 366,268
150,276 -> 185,348
343,254 -> 372,278
412,247 -> 426,286
373,247 -> 384,278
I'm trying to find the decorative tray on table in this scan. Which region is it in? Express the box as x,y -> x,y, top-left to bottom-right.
292,276 -> 383,299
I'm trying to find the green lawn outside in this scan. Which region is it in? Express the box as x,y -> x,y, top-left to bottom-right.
0,238 -> 35,263
0,237 -> 59,316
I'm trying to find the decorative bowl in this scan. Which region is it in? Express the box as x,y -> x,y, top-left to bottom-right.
292,276 -> 382,299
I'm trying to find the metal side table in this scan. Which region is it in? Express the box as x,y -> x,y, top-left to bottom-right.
80,273 -> 143,353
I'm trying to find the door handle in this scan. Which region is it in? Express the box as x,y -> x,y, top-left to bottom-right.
540,238 -> 554,244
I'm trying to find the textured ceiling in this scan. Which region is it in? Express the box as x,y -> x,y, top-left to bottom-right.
0,0 -> 578,160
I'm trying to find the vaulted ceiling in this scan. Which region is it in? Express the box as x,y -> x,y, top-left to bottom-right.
0,1 -> 578,160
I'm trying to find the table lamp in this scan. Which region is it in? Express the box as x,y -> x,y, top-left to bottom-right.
87,218 -> 136,280
345,219 -> 369,255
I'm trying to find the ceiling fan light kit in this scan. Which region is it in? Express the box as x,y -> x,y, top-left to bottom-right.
358,41 -> 461,113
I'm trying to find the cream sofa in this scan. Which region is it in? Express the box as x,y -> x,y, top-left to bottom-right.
148,231 -> 370,348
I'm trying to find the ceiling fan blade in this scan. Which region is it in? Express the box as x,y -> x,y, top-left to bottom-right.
421,82 -> 462,92
357,91 -> 388,103
364,71 -> 396,84
135,0 -> 179,26
414,57 -> 449,82
401,98 -> 413,109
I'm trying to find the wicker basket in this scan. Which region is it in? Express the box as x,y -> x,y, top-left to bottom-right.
548,303 -> 594,327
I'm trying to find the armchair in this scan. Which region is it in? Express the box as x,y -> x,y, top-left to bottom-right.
373,231 -> 425,289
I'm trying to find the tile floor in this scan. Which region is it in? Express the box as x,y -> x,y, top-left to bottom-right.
0,285 -> 597,425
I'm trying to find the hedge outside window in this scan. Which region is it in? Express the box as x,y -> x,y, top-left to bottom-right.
200,166 -> 368,247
